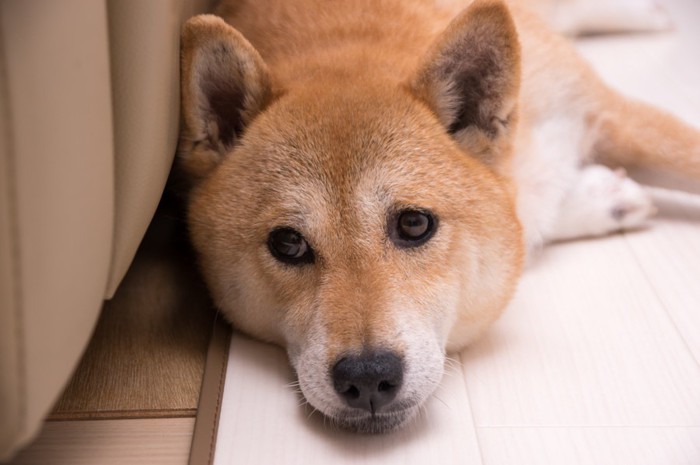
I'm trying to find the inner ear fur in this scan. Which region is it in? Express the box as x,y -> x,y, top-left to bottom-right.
179,15 -> 272,181
411,0 -> 521,166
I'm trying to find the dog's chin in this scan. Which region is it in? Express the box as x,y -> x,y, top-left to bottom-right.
324,405 -> 419,434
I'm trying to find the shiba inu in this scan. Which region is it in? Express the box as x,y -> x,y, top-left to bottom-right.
177,0 -> 700,433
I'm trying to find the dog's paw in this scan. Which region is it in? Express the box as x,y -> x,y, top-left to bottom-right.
550,165 -> 656,241
613,169 -> 658,225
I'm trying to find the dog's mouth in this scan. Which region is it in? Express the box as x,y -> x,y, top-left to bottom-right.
322,404 -> 419,434
291,345 -> 446,434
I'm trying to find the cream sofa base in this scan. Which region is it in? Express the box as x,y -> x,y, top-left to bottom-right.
0,0 -> 214,459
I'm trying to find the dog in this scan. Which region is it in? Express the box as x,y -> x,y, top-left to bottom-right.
176,0 -> 700,433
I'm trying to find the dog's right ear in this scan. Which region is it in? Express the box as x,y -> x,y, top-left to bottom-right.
179,15 -> 272,181
410,0 -> 520,168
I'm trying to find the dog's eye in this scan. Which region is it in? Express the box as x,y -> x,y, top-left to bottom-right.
392,209 -> 437,247
268,228 -> 314,265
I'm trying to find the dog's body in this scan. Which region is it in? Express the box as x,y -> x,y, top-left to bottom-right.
178,0 -> 700,433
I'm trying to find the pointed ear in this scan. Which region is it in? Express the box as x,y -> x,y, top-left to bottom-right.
411,0 -> 520,166
179,15 -> 272,181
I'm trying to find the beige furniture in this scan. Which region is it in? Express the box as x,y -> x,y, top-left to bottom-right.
0,0 -> 213,460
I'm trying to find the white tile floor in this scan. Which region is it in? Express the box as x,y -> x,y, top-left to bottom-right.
215,1 -> 700,463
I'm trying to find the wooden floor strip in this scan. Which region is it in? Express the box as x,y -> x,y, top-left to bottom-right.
478,426 -> 700,465
189,317 -> 232,465
8,419 -> 195,465
49,201 -> 216,421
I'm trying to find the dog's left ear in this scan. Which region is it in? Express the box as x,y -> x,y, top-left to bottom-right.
411,0 -> 521,166
179,15 -> 272,182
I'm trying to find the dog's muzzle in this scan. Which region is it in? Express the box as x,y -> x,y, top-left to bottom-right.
325,349 -> 417,433
331,350 -> 404,414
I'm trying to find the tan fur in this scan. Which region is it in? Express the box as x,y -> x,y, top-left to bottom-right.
177,0 -> 700,433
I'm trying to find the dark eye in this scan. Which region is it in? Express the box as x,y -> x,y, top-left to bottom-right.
268,227 -> 314,265
391,209 -> 437,247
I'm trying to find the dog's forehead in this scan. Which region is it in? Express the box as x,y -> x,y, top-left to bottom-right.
249,83 -> 462,191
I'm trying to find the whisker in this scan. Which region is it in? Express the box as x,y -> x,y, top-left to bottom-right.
306,406 -> 319,420
432,393 -> 450,409
414,403 -> 429,428
444,355 -> 462,371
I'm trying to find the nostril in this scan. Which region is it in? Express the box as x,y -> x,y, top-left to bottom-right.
331,350 -> 404,413
341,384 -> 360,400
377,381 -> 394,392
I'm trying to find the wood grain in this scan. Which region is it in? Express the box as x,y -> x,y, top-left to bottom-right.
477,427 -> 700,465
8,419 -> 195,465
188,318 -> 232,465
623,190 -> 700,363
50,200 -> 216,420
212,333 -> 484,465
461,236 -> 700,427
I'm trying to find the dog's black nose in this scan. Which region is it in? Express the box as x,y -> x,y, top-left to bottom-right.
331,350 -> 403,413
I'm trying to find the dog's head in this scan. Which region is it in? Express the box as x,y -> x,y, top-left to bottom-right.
178,1 -> 523,433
